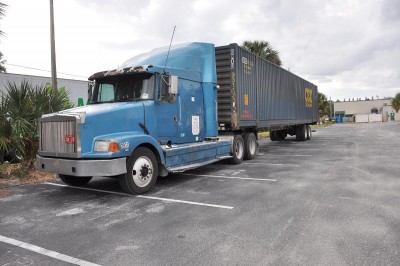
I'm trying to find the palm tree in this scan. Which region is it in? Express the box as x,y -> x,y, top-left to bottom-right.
392,92 -> 400,112
0,2 -> 6,36
0,81 -> 72,167
0,51 -> 5,73
242,40 -> 282,66
0,2 -> 7,73
318,92 -> 331,117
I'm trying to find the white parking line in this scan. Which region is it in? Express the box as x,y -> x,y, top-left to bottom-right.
182,174 -> 276,182
0,234 -> 100,266
44,182 -> 234,210
243,163 -> 299,167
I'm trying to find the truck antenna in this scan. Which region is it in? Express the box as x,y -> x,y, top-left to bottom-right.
163,26 -> 176,73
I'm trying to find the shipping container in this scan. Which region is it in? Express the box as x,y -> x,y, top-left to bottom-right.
215,43 -> 318,131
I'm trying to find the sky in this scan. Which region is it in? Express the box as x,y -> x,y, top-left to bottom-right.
0,0 -> 399,101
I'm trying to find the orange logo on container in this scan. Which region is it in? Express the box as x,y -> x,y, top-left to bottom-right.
244,94 -> 249,106
305,88 -> 313,108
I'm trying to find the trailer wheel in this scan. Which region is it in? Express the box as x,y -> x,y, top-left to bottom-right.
270,131 -> 276,141
296,125 -> 307,141
243,133 -> 257,160
229,135 -> 244,164
119,147 -> 158,194
58,174 -> 92,186
276,131 -> 287,141
304,125 -> 308,140
306,125 -> 312,140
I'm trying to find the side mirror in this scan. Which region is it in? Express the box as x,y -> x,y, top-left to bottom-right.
88,81 -> 94,101
169,76 -> 178,95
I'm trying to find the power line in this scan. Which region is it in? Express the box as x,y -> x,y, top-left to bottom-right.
5,63 -> 88,79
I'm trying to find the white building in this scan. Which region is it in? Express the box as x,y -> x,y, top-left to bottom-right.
0,73 -> 88,106
334,99 -> 399,122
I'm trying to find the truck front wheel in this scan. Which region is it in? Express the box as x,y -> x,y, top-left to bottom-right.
229,135 -> 244,165
58,175 -> 92,186
119,147 -> 158,194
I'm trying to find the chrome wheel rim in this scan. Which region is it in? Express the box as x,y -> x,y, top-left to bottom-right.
249,137 -> 256,155
132,156 -> 153,188
235,139 -> 244,159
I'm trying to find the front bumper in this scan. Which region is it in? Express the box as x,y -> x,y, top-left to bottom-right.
37,155 -> 127,177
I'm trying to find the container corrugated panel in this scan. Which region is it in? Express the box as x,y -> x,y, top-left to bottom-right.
215,45 -> 232,124
215,43 -> 318,130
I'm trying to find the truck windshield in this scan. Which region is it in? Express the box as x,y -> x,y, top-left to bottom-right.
91,74 -> 155,103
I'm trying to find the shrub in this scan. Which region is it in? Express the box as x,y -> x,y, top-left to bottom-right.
0,81 -> 73,169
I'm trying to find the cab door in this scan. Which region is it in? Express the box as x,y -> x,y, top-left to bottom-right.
155,75 -> 180,141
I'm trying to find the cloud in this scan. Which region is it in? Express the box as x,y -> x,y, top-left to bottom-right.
1,0 -> 399,100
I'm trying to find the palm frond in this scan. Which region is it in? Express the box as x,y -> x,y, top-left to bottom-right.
0,2 -> 7,36
242,40 -> 282,66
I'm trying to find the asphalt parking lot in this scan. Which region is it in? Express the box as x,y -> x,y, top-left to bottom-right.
1,122 -> 400,265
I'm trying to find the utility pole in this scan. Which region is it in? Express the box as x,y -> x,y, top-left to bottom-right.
50,0 -> 57,93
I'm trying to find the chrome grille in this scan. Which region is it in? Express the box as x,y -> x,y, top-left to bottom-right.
39,115 -> 81,158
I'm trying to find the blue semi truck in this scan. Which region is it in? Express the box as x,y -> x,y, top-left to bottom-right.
37,42 -> 318,194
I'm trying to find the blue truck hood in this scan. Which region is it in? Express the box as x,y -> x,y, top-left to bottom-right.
59,102 -> 146,154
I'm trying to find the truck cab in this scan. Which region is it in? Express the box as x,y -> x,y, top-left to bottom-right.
37,43 -> 233,194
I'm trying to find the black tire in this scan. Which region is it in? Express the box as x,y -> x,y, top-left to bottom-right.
229,134 -> 244,165
58,174 -> 92,186
243,132 -> 257,160
270,131 -> 276,141
119,147 -> 158,194
306,125 -> 312,140
295,127 -> 301,141
276,130 -> 287,141
296,125 -> 307,141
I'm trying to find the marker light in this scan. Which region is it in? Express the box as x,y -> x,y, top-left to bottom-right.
94,141 -> 119,152
109,142 -> 120,152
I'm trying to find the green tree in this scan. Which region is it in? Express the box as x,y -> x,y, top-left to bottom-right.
242,40 -> 282,66
0,51 -> 6,73
0,81 -> 73,167
392,92 -> 400,112
318,92 -> 331,117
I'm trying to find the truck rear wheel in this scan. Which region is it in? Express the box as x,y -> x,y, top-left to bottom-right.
229,135 -> 244,164
58,174 -> 92,186
119,147 -> 158,194
243,132 -> 257,160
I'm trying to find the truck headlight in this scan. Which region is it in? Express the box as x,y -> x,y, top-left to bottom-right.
94,140 -> 119,152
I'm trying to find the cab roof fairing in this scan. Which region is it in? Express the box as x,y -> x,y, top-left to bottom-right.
88,65 -> 152,81
88,65 -> 202,83
88,42 -> 217,84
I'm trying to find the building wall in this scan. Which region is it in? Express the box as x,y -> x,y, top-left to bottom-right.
334,98 -> 400,122
0,73 -> 88,106
334,99 -> 396,115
